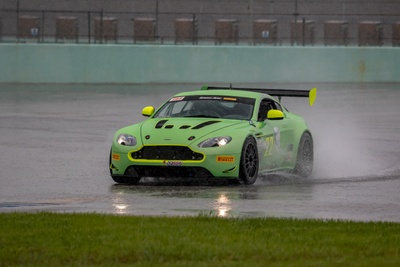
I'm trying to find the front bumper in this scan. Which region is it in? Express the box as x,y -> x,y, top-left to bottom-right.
110,145 -> 240,179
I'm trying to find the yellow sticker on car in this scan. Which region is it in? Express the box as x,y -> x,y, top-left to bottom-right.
112,153 -> 120,161
217,156 -> 235,163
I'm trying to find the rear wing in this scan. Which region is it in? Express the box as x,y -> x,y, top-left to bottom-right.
201,85 -> 317,106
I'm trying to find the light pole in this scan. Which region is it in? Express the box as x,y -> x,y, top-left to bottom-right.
294,0 -> 299,45
248,0 -> 253,45
155,0 -> 159,38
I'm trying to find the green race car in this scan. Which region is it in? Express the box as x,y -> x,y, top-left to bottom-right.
110,85 -> 316,185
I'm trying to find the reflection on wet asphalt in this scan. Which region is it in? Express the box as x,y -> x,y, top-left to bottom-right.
0,83 -> 399,222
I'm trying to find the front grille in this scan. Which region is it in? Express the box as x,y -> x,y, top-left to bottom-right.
131,146 -> 204,160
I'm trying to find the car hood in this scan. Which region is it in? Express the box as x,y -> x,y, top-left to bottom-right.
140,118 -> 245,146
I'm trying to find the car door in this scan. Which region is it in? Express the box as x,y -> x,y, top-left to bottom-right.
256,98 -> 293,170
253,98 -> 276,170
266,99 -> 295,168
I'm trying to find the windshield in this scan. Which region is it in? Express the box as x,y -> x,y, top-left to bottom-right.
153,95 -> 255,120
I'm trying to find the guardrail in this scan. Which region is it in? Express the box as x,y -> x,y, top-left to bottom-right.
1,8 -> 400,46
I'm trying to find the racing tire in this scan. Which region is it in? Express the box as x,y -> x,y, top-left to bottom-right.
109,149 -> 141,184
293,132 -> 313,177
238,137 -> 259,185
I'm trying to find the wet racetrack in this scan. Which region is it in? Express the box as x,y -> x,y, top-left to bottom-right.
1,83 -> 399,222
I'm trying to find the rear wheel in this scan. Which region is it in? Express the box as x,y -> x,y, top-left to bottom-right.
238,137 -> 259,185
109,149 -> 141,184
294,132 -> 313,177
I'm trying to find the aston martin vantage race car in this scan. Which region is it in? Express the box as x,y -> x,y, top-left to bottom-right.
109,85 -> 316,185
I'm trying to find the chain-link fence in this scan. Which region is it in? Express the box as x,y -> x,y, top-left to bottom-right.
1,0 -> 400,46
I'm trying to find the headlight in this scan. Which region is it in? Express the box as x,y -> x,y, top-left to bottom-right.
117,134 -> 137,146
198,136 -> 232,148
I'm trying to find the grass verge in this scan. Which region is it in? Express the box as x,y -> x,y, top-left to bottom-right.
0,213 -> 399,267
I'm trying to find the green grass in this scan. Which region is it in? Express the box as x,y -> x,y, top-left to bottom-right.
0,213 -> 399,267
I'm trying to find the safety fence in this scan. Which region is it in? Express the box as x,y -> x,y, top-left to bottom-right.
1,8 -> 400,46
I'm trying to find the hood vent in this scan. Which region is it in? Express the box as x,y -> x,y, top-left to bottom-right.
154,120 -> 221,130
155,120 -> 168,128
192,120 -> 221,129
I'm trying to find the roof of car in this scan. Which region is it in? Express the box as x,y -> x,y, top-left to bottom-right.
174,89 -> 266,99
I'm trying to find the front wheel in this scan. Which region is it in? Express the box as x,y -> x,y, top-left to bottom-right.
293,132 -> 313,177
238,137 -> 259,185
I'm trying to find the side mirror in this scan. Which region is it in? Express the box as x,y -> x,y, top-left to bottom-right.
142,106 -> 155,117
267,109 -> 284,120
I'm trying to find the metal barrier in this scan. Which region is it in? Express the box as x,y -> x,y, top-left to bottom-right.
0,6 -> 399,46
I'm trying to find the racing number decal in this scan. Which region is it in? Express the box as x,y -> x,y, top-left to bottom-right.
273,127 -> 280,148
263,127 -> 280,157
264,136 -> 274,156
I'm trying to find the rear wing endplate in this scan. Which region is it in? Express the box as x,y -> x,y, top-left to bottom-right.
201,85 -> 317,106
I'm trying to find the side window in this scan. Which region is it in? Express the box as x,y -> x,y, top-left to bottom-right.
273,101 -> 283,111
258,99 -> 282,121
258,99 -> 270,121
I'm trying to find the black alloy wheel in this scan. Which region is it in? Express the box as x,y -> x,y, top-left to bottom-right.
238,137 -> 259,185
